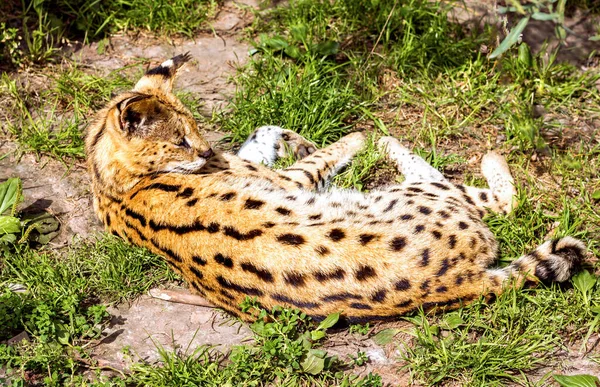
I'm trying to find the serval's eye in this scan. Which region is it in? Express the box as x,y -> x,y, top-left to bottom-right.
177,137 -> 191,149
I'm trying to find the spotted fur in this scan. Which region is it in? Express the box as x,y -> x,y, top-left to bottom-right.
86,55 -> 586,322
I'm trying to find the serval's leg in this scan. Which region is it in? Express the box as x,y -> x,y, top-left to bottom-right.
460,152 -> 518,215
237,125 -> 317,166
378,136 -> 517,215
278,132 -> 366,191
377,136 -> 446,182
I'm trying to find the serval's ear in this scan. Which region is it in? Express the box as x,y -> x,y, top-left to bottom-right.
134,52 -> 192,94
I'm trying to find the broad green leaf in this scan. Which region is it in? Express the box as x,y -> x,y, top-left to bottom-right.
0,233 -> 17,244
572,270 -> 597,297
489,17 -> 530,59
310,349 -> 327,358
373,328 -> 400,345
284,45 -> 301,59
56,324 -> 70,345
311,330 -> 325,341
0,216 -> 21,235
442,313 -> 465,329
592,190 -> 600,200
317,312 -> 340,331
0,178 -> 22,215
290,25 -> 308,42
553,374 -> 600,387
313,41 -> 339,56
518,43 -> 533,67
590,35 -> 600,42
301,351 -> 325,374
531,12 -> 559,21
259,35 -> 288,51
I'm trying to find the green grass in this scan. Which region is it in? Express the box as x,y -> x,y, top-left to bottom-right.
1,63 -> 136,160
403,277 -> 600,385
1,0 -> 219,67
218,52 -> 367,146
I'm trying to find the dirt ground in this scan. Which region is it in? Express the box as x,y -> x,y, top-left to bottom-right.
2,0 -> 600,385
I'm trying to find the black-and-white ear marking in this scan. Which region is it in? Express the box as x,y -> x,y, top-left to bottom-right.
146,52 -> 192,78
134,52 -> 192,93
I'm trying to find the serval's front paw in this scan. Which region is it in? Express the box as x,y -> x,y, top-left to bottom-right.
278,129 -> 318,160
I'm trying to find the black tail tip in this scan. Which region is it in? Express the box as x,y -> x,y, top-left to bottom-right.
551,236 -> 587,267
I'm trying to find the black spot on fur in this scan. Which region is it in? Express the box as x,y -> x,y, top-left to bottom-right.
421,249 -> 430,267
436,258 -> 450,276
322,292 -> 363,302
284,272 -> 306,287
244,199 -> 265,210
216,276 -> 263,296
214,253 -> 234,268
431,182 -> 450,190
277,233 -> 305,246
395,278 -> 411,291
462,194 -> 475,205
383,199 -> 398,212
390,236 -> 407,251
241,262 -> 274,283
355,265 -> 376,281
140,183 -> 181,193
371,289 -> 387,303
448,234 -> 457,249
407,187 -> 424,193
190,266 -> 204,280
309,214 -> 322,220
125,208 -> 147,227
262,222 -> 276,228
219,192 -> 236,201
151,238 -> 183,263
176,187 -> 194,199
418,206 -> 432,215
315,245 -> 330,256
223,226 -> 263,241
431,230 -> 442,239
350,303 -> 372,310
400,214 -> 414,220
246,164 -> 258,171
186,198 -> 198,207
327,228 -> 346,242
275,207 -> 292,216
479,191 -> 488,202
192,255 -> 207,266
436,286 -> 448,293
314,268 -> 346,282
414,225 -> 425,234
206,222 -> 220,233
396,300 -> 412,308
359,234 -> 377,245
458,221 -> 469,230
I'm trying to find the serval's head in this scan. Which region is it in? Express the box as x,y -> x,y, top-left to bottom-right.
86,53 -> 213,195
